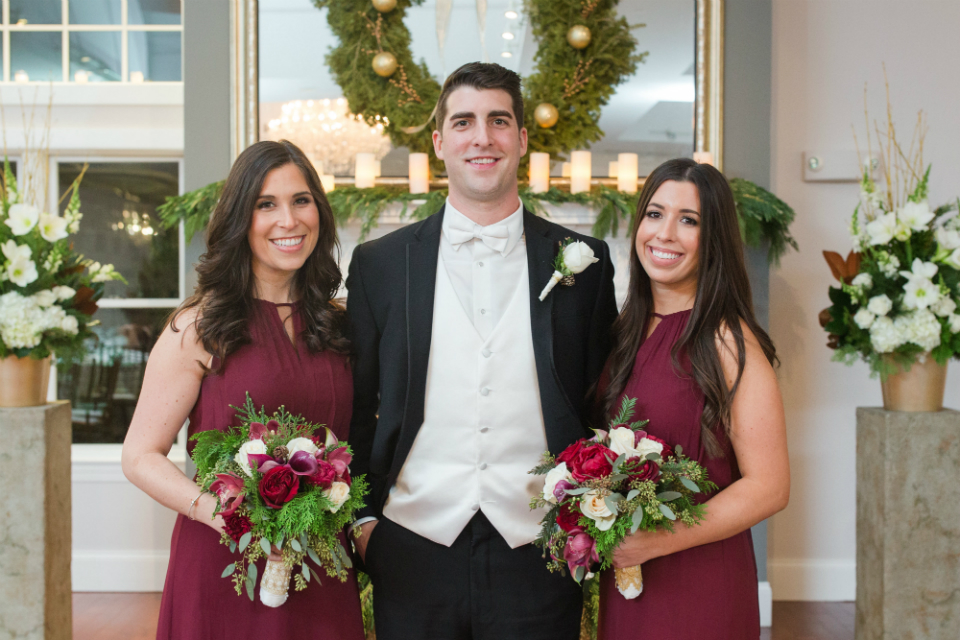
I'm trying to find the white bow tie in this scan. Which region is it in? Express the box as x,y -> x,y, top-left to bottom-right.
445,217 -> 510,254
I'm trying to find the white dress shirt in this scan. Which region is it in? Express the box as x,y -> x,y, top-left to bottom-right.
440,199 -> 526,339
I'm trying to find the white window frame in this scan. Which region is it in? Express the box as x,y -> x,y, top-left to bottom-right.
1,0 -> 183,83
49,154 -> 187,464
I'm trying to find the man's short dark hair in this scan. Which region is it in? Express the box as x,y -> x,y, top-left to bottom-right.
435,62 -> 524,134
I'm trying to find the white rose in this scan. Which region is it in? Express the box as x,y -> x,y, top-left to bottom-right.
53,286 -> 75,300
562,241 -> 599,274
32,290 -> 57,307
38,213 -> 69,242
323,481 -> 351,513
867,294 -> 893,317
542,462 -> 572,504
234,439 -> 267,477
5,203 -> 39,236
851,273 -> 873,290
853,307 -> 876,329
7,256 -> 38,287
580,489 -> 616,531
285,437 -> 319,457
634,436 -> 664,460
60,315 -> 79,334
607,427 -> 641,459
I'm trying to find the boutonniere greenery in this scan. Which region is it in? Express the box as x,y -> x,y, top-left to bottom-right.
539,238 -> 600,301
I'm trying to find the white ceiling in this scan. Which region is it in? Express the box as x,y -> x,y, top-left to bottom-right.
259,0 -> 695,165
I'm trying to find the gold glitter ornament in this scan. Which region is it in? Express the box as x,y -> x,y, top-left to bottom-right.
371,0 -> 397,12
372,51 -> 398,77
566,24 -> 591,49
534,102 -> 559,128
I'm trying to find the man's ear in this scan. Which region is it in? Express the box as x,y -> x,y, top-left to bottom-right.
519,126 -> 528,158
432,129 -> 444,160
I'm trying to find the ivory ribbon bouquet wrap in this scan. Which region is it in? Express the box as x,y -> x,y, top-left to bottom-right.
529,398 -> 716,599
191,395 -> 368,607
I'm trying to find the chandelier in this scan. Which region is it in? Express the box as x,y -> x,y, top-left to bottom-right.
264,98 -> 392,176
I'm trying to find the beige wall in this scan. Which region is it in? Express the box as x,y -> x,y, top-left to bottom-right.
769,0 -> 960,600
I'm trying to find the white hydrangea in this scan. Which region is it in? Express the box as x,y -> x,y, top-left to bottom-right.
60,315 -> 79,335
0,292 -> 72,349
32,290 -> 57,307
877,253 -> 900,278
52,286 -> 75,300
894,309 -> 941,352
854,307 -> 876,329
869,316 -> 903,353
950,314 -> 960,334
851,273 -> 873,290
867,294 -> 893,317
931,296 -> 957,318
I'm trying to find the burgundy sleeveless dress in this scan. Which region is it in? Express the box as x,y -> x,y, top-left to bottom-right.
598,310 -> 760,640
156,300 -> 365,640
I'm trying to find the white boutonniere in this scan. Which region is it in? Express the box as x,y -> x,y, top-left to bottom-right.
538,238 -> 599,301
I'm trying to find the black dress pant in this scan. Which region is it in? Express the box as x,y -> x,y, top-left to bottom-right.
364,512 -> 583,640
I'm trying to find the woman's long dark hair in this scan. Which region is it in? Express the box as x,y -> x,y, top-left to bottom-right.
602,158 -> 777,457
171,139 -> 349,368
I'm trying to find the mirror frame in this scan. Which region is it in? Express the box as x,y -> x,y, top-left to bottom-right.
231,0 -> 724,170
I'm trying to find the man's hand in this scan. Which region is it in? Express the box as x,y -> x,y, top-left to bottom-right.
354,520 -> 379,563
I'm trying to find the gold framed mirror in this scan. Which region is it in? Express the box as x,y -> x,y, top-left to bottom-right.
230,0 -> 723,172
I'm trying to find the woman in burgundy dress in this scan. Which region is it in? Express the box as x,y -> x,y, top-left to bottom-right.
596,158 -> 789,639
121,140 -> 365,639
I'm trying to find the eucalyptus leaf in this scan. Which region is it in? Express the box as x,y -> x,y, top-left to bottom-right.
675,445 -> 683,457
659,503 -> 676,521
565,487 -> 590,496
221,563 -> 236,578
645,452 -> 661,461
626,489 -> 640,501
248,563 -> 258,585
631,507 -> 644,533
656,491 -> 682,502
245,577 -> 254,601
260,537 -> 272,557
238,532 -> 251,552
611,453 -> 626,474
607,473 -> 629,483
338,544 -> 354,569
307,547 -> 322,567
291,538 -> 303,553
574,565 -> 585,584
229,541 -> 237,554
302,561 -> 310,581
332,549 -> 343,574
680,477 -> 700,493
276,535 -> 284,549
310,566 -> 323,585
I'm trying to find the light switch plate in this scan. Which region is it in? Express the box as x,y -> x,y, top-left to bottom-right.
803,151 -> 881,183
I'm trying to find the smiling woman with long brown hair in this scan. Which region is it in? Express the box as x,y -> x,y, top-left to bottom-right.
597,158 -> 789,639
120,140 -> 364,639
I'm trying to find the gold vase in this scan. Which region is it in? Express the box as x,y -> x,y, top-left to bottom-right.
0,355 -> 51,407
880,354 -> 947,412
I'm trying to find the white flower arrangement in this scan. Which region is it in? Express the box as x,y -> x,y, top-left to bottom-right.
822,92 -> 960,377
0,159 -> 123,361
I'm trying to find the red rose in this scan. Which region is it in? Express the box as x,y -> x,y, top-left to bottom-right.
556,503 -> 582,533
258,465 -> 299,508
628,459 -> 661,483
569,443 -> 617,482
222,511 -> 252,543
556,439 -> 588,467
307,460 -> 336,489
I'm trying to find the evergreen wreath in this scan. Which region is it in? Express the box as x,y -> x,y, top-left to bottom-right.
313,0 -> 646,171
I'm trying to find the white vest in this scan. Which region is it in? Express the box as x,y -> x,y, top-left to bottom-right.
382,258 -> 549,548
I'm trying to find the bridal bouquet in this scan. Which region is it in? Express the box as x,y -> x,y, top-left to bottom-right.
191,395 -> 368,607
529,398 -> 715,599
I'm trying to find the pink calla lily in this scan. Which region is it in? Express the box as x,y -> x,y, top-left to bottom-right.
248,422 -> 268,440
210,473 -> 245,517
247,453 -> 278,474
326,446 -> 352,477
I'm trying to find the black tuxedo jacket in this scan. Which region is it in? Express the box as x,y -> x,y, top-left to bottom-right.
345,206 -> 618,520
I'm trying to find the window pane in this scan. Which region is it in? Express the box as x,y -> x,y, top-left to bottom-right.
68,0 -> 122,25
60,308 -> 171,444
128,32 -> 181,81
58,162 -> 181,299
128,0 -> 182,25
10,32 -> 63,82
10,0 -> 62,25
70,32 -> 121,81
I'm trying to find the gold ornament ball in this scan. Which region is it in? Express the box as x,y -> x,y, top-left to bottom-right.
372,51 -> 398,77
372,0 -> 397,12
566,25 -> 592,49
534,103 -> 559,128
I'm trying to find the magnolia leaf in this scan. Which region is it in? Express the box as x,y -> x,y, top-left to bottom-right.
221,563 -> 236,578
626,489 -> 640,501
680,477 -> 700,493
659,504 -> 676,521
291,538 -> 303,553
657,491 -> 682,502
259,537 -> 272,556
238,532 -> 252,552
307,547 -> 322,567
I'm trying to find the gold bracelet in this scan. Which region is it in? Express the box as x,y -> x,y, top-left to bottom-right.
187,490 -> 204,521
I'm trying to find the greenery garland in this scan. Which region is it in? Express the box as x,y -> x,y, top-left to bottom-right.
729,178 -> 799,265
314,0 -> 645,171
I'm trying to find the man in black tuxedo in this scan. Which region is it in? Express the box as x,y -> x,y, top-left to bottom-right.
346,62 -> 617,640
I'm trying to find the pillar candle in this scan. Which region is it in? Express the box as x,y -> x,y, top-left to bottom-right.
608,161 -> 619,178
129,71 -> 144,83
693,151 -> 715,166
617,153 -> 638,193
355,153 -> 376,189
570,150 -> 591,194
529,152 -> 549,193
374,160 -> 382,178
561,162 -> 571,178
409,153 -> 429,194
320,174 -> 335,193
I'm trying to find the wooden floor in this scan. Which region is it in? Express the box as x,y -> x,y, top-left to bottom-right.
72,594 -> 854,640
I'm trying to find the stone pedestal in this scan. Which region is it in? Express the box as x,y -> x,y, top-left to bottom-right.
0,402 -> 72,640
857,408 -> 960,640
